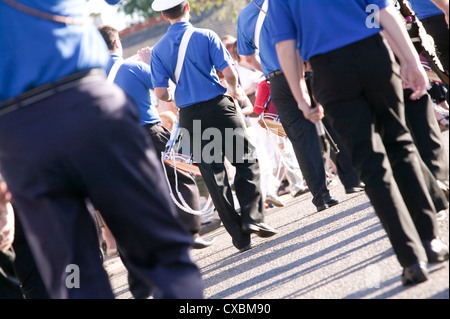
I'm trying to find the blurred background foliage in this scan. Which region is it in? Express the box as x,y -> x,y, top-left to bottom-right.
118,0 -> 249,24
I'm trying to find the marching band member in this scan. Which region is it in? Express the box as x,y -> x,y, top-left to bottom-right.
150,0 -> 277,253
98,25 -> 215,251
269,0 -> 448,285
237,0 -> 366,213
0,0 -> 203,298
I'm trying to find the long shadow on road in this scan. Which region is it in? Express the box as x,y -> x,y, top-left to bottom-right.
200,201 -> 390,298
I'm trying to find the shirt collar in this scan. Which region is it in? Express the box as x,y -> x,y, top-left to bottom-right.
168,21 -> 193,32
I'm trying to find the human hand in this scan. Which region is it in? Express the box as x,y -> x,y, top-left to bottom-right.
228,85 -> 247,104
137,46 -> 152,65
296,87 -> 324,124
299,102 -> 324,124
0,182 -> 15,252
401,63 -> 428,100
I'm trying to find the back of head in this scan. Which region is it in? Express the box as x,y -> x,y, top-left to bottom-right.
98,25 -> 119,51
162,0 -> 188,20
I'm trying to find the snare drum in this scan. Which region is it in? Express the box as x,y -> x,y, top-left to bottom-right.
162,123 -> 202,177
258,100 -> 287,138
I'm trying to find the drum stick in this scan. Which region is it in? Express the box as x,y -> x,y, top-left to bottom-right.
305,73 -> 340,154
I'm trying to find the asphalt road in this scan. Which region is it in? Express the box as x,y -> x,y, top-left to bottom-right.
105,130 -> 449,300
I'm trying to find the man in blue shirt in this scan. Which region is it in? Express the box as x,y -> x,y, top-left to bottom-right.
99,25 -> 215,251
0,0 -> 203,299
237,0 -> 367,213
150,0 -> 277,252
269,0 -> 448,286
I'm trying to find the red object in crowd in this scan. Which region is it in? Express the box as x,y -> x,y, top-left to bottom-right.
253,80 -> 271,114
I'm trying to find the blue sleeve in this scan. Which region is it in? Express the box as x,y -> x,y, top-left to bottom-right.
268,0 -> 297,45
236,14 -> 256,56
209,31 -> 233,72
135,61 -> 154,91
150,50 -> 170,88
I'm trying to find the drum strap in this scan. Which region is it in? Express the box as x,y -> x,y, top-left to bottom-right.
107,59 -> 125,84
254,0 -> 268,50
175,27 -> 196,84
161,150 -> 215,216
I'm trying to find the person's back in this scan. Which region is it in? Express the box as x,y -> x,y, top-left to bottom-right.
269,0 -> 449,286
106,56 -> 160,125
151,23 -> 230,108
151,0 -> 277,252
0,0 -> 117,103
0,0 -> 203,298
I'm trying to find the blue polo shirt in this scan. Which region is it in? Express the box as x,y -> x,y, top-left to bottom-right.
0,0 -> 121,103
150,21 -> 233,108
237,0 -> 281,78
409,0 -> 443,20
269,0 -> 391,61
106,55 -> 160,125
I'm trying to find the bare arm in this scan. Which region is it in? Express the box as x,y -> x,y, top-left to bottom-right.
154,87 -> 174,103
275,39 -> 323,124
222,64 -> 247,101
431,0 -> 449,26
380,5 -> 428,100
242,53 -> 263,73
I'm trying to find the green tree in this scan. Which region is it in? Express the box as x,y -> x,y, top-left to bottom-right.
118,0 -> 249,24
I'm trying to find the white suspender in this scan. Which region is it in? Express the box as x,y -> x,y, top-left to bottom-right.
175,27 -> 196,84
254,0 -> 268,50
107,59 -> 125,84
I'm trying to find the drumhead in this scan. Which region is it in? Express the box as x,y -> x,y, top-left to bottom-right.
164,154 -> 202,177
258,115 -> 287,138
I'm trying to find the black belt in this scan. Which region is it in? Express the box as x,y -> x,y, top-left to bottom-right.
143,122 -> 162,129
267,70 -> 283,80
0,68 -> 106,118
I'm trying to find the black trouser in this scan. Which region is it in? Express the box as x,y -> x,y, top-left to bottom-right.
269,74 -> 331,207
421,14 -> 449,74
270,72 -> 361,202
321,116 -> 362,189
12,210 -> 49,299
310,34 -> 438,267
179,95 -> 264,250
0,208 -> 49,299
404,91 -> 449,212
143,122 -> 202,236
0,249 -> 23,299
0,75 -> 203,298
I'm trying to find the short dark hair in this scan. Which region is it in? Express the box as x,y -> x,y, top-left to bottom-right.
163,0 -> 188,19
98,25 -> 119,51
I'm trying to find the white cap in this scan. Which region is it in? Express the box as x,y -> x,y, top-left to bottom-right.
152,0 -> 186,12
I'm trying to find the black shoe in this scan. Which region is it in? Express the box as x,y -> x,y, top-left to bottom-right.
422,239 -> 449,264
401,262 -> 428,286
238,243 -> 253,253
316,198 -> 339,212
293,187 -> 310,198
241,223 -> 277,238
345,183 -> 365,194
193,237 -> 216,249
